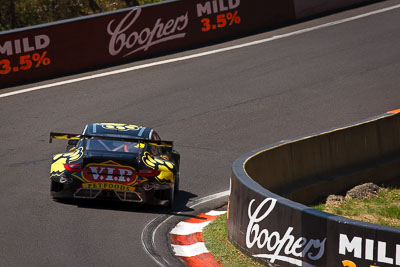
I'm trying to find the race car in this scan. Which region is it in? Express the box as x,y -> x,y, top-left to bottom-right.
49,123 -> 180,207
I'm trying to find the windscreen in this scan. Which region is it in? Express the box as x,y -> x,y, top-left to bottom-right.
85,139 -> 141,153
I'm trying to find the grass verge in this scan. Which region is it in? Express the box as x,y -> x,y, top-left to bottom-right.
202,214 -> 264,267
313,188 -> 400,228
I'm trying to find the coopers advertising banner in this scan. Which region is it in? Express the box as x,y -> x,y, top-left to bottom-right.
0,0 -> 295,87
228,176 -> 400,267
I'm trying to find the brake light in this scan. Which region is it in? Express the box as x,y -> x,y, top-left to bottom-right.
64,163 -> 83,172
138,169 -> 159,177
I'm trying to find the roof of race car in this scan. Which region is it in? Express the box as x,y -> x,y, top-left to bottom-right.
82,123 -> 152,139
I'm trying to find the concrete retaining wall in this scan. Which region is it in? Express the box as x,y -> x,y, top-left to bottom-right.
227,110 -> 400,267
246,112 -> 400,204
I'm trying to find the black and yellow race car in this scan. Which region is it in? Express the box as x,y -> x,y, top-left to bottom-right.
49,123 -> 180,207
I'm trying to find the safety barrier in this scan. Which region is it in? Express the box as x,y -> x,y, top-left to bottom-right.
227,110 -> 400,267
0,0 -> 378,88
0,0 -> 295,87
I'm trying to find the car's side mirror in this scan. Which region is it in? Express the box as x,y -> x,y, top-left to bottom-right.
68,140 -> 78,146
66,139 -> 79,151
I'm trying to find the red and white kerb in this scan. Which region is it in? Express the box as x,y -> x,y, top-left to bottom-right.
170,210 -> 227,267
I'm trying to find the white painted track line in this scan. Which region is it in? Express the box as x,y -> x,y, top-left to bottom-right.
1,4 -> 399,99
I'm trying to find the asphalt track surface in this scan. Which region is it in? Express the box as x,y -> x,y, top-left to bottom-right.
1,1 -> 400,266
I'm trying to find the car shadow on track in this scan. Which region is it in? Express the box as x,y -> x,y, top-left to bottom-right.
54,190 -> 198,215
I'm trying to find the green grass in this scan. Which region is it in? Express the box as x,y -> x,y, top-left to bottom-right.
313,188 -> 400,228
202,214 -> 264,267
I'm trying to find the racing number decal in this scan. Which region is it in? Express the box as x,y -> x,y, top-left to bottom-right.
100,123 -> 142,132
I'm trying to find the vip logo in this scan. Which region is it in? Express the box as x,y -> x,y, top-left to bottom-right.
83,161 -> 137,185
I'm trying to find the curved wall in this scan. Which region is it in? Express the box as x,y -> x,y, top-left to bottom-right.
227,110 -> 400,267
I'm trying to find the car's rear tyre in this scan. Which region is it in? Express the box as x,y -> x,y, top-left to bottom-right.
50,181 -> 59,199
161,187 -> 174,207
174,171 -> 180,194
51,180 -> 63,193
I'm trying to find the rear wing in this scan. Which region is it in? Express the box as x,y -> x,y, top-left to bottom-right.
49,132 -> 81,142
49,132 -> 173,148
